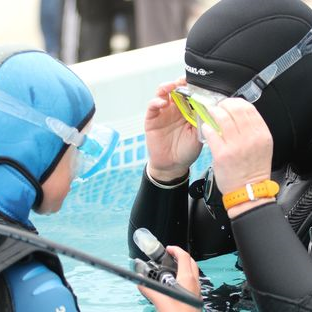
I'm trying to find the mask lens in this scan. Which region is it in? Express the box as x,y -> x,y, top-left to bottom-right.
73,124 -> 119,181
196,114 -> 206,143
170,90 -> 198,127
189,98 -> 221,134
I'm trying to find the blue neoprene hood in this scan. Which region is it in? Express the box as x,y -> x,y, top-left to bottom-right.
0,48 -> 95,227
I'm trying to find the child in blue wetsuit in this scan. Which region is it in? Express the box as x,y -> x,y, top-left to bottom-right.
0,46 -> 99,312
0,46 -> 201,312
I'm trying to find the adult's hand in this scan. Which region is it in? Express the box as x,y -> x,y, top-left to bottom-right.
139,246 -> 201,312
146,78 -> 202,181
201,98 -> 274,217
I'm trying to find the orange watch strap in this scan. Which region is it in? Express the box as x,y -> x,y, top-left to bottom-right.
222,180 -> 279,210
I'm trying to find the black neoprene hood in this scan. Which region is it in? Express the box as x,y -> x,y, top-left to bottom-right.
185,0 -> 312,170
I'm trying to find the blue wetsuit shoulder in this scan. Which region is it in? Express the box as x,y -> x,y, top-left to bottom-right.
3,260 -> 78,312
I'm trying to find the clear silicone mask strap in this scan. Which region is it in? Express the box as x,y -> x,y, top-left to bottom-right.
0,89 -> 84,146
233,29 -> 312,103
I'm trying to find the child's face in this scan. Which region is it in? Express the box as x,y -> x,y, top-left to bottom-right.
38,122 -> 92,215
38,144 -> 76,215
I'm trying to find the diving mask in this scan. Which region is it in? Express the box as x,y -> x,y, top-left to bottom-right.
172,28 -> 312,141
0,90 -> 119,181
170,87 -> 226,142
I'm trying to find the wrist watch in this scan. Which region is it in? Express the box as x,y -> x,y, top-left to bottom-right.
222,180 -> 279,210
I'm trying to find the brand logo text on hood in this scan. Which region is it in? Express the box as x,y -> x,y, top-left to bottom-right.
185,65 -> 214,76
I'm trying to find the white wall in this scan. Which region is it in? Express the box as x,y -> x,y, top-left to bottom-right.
70,39 -> 186,137
0,0 -> 43,48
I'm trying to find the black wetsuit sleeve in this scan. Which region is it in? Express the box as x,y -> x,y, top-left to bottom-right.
231,203 -> 312,311
128,168 -> 189,260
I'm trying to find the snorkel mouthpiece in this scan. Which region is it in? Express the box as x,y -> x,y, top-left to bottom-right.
133,228 -> 164,261
132,228 -> 200,303
133,228 -> 177,272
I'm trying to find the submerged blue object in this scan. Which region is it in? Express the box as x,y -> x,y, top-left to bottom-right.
0,47 -> 95,227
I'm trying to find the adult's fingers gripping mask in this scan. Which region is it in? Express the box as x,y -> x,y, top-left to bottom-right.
171,28 -> 312,139
170,87 -> 226,142
0,90 -> 119,182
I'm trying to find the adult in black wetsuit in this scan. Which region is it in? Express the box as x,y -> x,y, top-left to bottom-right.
128,0 -> 312,309
201,97 -> 312,311
129,0 -> 312,258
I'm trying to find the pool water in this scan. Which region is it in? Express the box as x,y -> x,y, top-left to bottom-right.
30,139 -> 251,312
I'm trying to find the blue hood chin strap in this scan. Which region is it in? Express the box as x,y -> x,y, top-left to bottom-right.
0,157 -> 43,228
